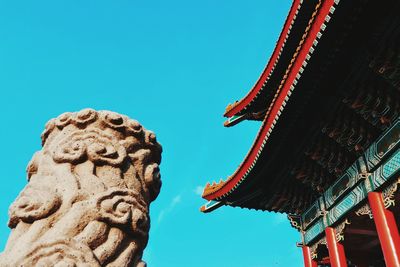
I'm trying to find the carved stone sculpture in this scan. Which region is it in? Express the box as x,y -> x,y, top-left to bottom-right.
0,109 -> 162,267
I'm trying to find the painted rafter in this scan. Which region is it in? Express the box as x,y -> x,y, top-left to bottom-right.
202,0 -> 339,203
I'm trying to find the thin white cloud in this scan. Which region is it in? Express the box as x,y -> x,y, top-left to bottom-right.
171,195 -> 181,206
157,194 -> 182,223
157,210 -> 166,223
193,185 -> 204,196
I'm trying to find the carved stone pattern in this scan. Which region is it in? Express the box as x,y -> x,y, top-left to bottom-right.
0,109 -> 162,267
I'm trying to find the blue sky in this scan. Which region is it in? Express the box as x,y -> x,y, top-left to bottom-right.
0,0 -> 303,266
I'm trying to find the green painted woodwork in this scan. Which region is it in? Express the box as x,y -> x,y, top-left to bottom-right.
304,219 -> 325,244
327,182 -> 367,224
302,118 -> 400,245
364,119 -> 400,171
324,159 -> 362,209
302,198 -> 324,230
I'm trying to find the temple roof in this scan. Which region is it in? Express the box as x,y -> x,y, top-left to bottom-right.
203,0 -> 338,203
223,0 -> 320,126
201,0 -> 400,213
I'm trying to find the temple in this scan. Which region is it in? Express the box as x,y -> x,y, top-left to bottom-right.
200,0 -> 400,266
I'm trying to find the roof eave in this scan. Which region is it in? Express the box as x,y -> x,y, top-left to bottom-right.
223,0 -> 304,119
201,0 -> 339,206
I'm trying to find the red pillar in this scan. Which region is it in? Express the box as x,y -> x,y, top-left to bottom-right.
302,246 -> 317,267
325,227 -> 347,267
368,192 -> 400,267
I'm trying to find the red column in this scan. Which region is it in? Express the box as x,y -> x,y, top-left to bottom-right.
325,227 -> 347,267
368,192 -> 400,267
302,246 -> 317,267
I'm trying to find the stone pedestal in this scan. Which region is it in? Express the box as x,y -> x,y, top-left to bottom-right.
0,109 -> 162,267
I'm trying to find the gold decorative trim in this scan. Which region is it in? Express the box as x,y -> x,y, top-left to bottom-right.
355,203 -> 373,219
288,214 -> 302,231
355,178 -> 400,218
335,219 -> 351,242
358,173 -> 371,180
322,210 -> 329,227
363,174 -> 373,193
307,220 -> 350,259
382,178 -> 400,209
309,237 -> 326,260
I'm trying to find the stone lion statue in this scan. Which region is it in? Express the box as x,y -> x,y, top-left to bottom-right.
0,109 -> 162,267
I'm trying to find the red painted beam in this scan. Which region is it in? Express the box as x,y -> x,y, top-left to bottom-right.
368,192 -> 400,267
325,227 -> 347,267
302,246 -> 317,267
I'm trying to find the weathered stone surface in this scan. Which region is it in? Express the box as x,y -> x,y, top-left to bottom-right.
0,109 -> 162,267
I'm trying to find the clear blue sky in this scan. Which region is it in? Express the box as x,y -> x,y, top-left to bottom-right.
0,0 -> 303,266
